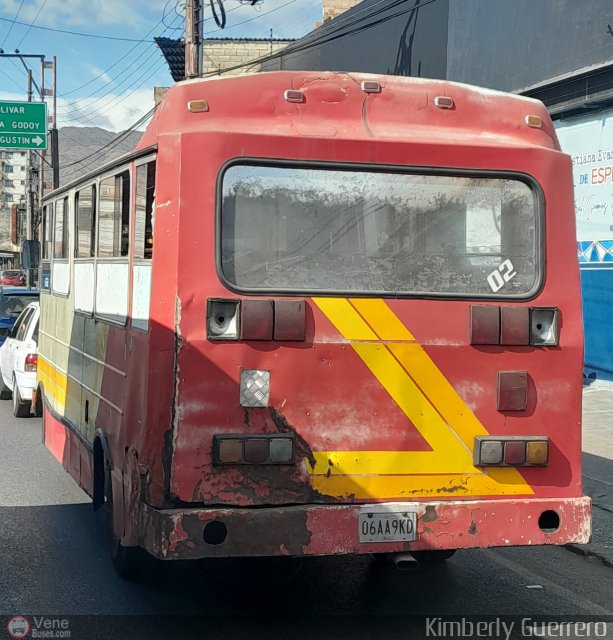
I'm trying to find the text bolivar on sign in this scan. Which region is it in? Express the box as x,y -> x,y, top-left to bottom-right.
0,100 -> 48,150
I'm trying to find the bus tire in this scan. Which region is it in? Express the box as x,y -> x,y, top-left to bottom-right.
104,467 -> 141,578
12,377 -> 31,418
33,385 -> 43,418
0,375 -> 12,400
410,549 -> 456,563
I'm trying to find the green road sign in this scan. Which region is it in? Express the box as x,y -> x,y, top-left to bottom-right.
0,100 -> 48,150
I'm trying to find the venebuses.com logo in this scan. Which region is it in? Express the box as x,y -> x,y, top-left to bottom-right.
6,616 -> 70,639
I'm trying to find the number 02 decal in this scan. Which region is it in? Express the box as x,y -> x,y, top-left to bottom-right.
487,259 -> 517,292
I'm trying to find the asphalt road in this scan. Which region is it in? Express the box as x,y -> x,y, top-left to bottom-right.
1,401 -> 612,639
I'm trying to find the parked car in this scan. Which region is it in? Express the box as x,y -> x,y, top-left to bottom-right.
0,301 -> 39,417
0,287 -> 39,347
0,270 -> 26,286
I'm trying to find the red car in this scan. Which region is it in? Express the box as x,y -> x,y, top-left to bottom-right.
0,271 -> 26,286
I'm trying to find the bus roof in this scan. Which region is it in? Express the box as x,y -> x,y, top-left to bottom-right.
47,71 -> 559,202
136,70 -> 559,153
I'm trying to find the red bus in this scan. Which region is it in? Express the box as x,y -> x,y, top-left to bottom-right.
37,71 -> 590,574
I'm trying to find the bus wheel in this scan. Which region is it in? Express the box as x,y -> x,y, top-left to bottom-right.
104,469 -> 141,578
33,387 -> 43,418
410,549 -> 456,563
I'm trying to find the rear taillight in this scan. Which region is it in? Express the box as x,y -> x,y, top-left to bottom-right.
25,354 -> 37,372
207,298 -> 306,342
473,436 -> 549,467
213,435 -> 295,465
470,306 -> 559,346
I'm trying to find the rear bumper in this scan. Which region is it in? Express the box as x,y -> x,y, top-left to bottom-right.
140,496 -> 592,561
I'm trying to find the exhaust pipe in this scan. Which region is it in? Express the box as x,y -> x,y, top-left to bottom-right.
385,552 -> 419,571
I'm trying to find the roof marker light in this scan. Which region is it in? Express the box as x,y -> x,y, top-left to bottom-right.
361,80 -> 381,93
434,96 -> 454,109
187,100 -> 209,112
284,89 -> 304,103
525,115 -> 542,128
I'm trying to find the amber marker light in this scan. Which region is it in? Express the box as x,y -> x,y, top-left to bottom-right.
434,96 -> 454,109
525,115 -> 542,128
526,440 -> 549,465
187,100 -> 209,112
284,89 -> 305,103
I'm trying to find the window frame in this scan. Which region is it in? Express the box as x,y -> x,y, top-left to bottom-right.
96,168 -> 131,259
74,183 -> 97,259
53,196 -> 69,260
216,158 -> 545,301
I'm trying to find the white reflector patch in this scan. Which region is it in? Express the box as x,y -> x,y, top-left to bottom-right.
240,370 -> 270,408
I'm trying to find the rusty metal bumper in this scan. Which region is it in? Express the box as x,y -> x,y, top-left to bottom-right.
140,496 -> 592,561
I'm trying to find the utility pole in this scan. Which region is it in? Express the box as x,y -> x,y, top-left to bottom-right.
185,0 -> 202,78
0,52 -> 57,285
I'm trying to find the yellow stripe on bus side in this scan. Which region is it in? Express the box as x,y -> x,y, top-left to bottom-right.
38,356 -> 67,412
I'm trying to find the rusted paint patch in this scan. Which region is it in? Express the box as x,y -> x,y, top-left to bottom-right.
269,406 -> 316,469
421,505 -> 438,523
168,507 -> 311,559
192,406 -> 339,507
468,520 -> 478,535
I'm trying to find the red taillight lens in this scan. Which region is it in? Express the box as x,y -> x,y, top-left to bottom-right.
25,354 -> 37,372
470,306 -> 559,347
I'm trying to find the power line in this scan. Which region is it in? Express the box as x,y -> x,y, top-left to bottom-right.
14,0 -> 49,51
58,57 -> 167,128
59,13 -> 182,112
59,9 -> 181,99
60,106 -> 156,178
0,0 -> 25,49
0,15 -> 156,43
200,0 -> 440,79
0,64 -> 23,91
204,0 -> 298,34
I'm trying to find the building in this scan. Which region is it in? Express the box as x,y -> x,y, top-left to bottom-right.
155,0 -> 613,378
155,0 -> 362,81
0,149 -> 28,262
261,0 -> 613,381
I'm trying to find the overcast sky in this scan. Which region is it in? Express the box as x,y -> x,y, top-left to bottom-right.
0,0 -> 322,131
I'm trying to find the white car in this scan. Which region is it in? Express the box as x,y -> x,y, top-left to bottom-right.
0,301 -> 39,417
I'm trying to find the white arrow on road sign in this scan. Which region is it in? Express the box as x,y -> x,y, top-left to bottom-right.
32,135 -> 43,146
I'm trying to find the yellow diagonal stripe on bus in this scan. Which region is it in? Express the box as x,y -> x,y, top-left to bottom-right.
311,297 -> 533,497
350,298 -> 489,446
311,469 -> 532,500
312,297 -> 377,340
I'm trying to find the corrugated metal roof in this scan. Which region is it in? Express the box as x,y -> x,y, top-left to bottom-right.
155,36 -> 297,81
155,37 -> 185,82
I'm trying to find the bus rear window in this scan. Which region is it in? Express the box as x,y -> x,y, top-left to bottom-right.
220,164 -> 540,297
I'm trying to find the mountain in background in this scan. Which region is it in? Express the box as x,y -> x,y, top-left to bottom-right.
58,126 -> 143,186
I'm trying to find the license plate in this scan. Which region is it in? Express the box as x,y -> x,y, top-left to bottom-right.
358,507 -> 417,543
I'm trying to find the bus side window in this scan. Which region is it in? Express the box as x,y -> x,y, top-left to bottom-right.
42,204 -> 53,260
76,185 -> 96,258
98,170 -> 130,257
134,161 -> 156,260
53,197 -> 69,259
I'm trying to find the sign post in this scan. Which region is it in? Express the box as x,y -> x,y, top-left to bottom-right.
0,101 -> 48,150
